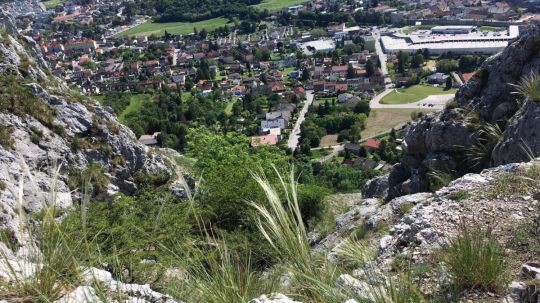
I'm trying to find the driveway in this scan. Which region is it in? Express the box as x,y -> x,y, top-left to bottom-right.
288,90 -> 314,150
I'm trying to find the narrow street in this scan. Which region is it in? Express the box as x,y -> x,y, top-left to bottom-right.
288,90 -> 314,150
372,29 -> 389,79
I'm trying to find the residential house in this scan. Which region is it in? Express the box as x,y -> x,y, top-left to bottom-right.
139,132 -> 161,146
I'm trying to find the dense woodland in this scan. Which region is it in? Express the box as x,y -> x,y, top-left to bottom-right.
135,0 -> 267,22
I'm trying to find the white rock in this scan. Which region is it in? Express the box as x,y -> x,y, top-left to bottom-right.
250,293 -> 302,303
54,286 -> 100,303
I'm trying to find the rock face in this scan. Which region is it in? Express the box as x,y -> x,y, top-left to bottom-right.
385,24 -> 540,199
0,13 -> 174,244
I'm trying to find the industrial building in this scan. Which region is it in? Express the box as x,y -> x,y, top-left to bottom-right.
380,25 -> 520,55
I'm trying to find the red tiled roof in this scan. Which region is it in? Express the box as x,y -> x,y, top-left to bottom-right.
462,72 -> 475,82
364,138 -> 381,149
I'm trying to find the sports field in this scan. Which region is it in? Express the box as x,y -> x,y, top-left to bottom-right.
116,18 -> 229,37
380,85 -> 456,104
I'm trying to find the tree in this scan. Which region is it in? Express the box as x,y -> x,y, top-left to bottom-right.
366,60 -> 375,77
446,76 -> 453,89
347,64 -> 356,79
411,53 -> 424,68
436,59 -> 458,73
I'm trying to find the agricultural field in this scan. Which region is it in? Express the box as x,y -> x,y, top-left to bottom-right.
381,85 -> 456,104
254,0 -> 309,11
361,108 -> 433,138
117,18 -> 229,37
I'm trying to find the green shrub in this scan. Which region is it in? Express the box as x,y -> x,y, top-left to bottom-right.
398,203 -> 413,215
0,126 -> 14,149
427,171 -> 454,192
68,163 -> 110,194
0,75 -> 56,127
443,225 -> 507,293
512,72 -> 540,102
447,190 -> 471,201
474,68 -> 489,88
445,100 -> 459,109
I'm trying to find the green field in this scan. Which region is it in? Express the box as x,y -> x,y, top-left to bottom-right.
381,85 -> 456,104
225,97 -> 239,115
42,0 -> 65,9
119,94 -> 152,123
254,0 -> 309,11
479,26 -> 505,32
116,18 -> 230,37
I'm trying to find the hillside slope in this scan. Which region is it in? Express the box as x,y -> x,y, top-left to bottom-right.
0,12 -> 176,243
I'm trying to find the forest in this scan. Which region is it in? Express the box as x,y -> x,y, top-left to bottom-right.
135,0 -> 268,23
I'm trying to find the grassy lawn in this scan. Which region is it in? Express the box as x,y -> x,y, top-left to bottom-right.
116,17 -> 229,37
42,0 -> 65,9
381,85 -> 456,104
311,148 -> 332,159
282,67 -> 296,76
479,26 -> 505,32
225,97 -> 239,115
254,0 -> 309,11
361,109 -> 434,138
119,94 -> 152,123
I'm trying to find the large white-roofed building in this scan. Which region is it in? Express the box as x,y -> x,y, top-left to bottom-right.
380,25 -> 520,55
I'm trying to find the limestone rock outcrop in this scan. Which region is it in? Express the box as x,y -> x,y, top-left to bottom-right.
0,12 -> 177,245
383,24 -> 540,199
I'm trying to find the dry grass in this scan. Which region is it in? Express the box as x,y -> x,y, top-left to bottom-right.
319,135 -> 338,147
361,109 -> 433,138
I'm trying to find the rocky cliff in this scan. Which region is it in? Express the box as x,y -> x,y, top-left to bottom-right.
0,13 -> 174,243
368,24 -> 540,200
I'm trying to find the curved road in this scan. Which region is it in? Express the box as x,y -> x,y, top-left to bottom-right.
288,90 -> 314,150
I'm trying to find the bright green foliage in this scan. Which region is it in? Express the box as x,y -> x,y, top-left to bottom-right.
311,162 -> 380,193
188,129 -> 290,230
443,226 -> 507,293
62,189 -> 193,283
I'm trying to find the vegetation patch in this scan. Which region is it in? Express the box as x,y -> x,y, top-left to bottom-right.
484,162 -> 539,198
117,18 -> 230,37
0,126 -> 14,149
447,190 -> 471,201
443,225 -> 507,293
0,75 -> 56,128
381,85 -> 456,105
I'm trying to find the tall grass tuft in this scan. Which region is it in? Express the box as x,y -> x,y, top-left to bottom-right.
0,162 -> 85,302
249,167 -> 347,302
185,239 -> 271,303
511,71 -> 540,102
465,123 -> 502,169
443,224 -> 507,293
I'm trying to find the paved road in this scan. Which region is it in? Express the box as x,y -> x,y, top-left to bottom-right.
288,90 -> 314,150
369,88 -> 455,110
372,29 -> 388,78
